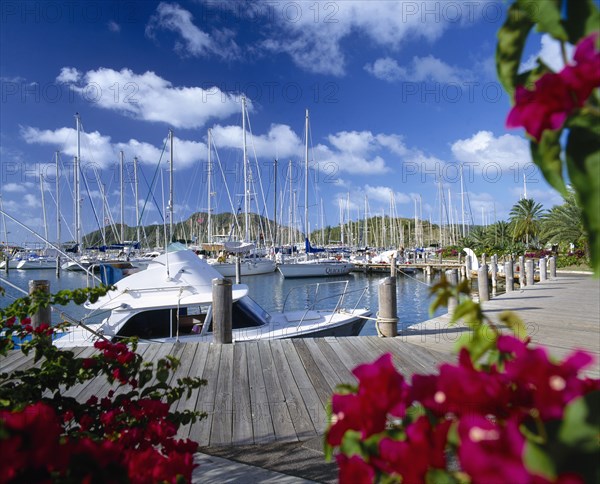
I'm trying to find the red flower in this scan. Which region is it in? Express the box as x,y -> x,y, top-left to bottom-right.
374,417 -> 450,483
506,33 -> 600,141
458,415 -> 529,484
336,454 -> 374,484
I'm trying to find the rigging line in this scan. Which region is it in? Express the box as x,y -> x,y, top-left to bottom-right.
211,137 -> 242,236
0,209 -> 103,283
138,134 -> 169,225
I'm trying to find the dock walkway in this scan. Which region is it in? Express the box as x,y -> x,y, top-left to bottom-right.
1,274 -> 598,482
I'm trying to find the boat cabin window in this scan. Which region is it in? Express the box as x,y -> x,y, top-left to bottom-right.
116,306 -> 208,340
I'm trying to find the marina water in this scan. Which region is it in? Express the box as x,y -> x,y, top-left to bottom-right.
0,268 -> 446,336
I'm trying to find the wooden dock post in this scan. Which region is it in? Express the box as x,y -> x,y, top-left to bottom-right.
29,280 -> 51,329
525,259 -> 535,286
504,261 -> 514,292
549,256 -> 557,278
519,255 -> 526,288
377,277 -> 398,337
212,278 -> 232,344
539,257 -> 547,282
390,256 -> 397,277
56,256 -> 61,278
446,269 -> 458,315
477,264 -> 489,302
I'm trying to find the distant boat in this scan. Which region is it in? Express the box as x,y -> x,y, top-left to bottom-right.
16,256 -> 56,270
53,244 -> 370,347
277,109 -> 354,279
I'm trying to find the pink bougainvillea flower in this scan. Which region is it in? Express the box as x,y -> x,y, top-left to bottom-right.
374,416 -> 450,483
498,335 -> 597,419
458,414 -> 529,484
336,454 -> 375,484
411,349 -> 510,417
327,353 -> 411,445
506,32 -> 600,141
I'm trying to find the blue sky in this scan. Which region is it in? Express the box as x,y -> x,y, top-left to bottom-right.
0,0 -> 571,246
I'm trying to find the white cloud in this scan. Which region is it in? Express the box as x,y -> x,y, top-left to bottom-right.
56,67 -> 80,84
58,67 -> 241,129
146,2 -> 240,61
365,55 -> 473,83
3,182 -> 34,193
520,34 -> 575,73
107,20 -> 121,33
20,126 -> 207,170
451,130 -> 531,172
23,194 -> 40,208
364,185 -> 411,205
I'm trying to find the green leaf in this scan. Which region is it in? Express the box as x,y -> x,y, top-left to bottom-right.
496,2 -> 535,96
530,129 -> 568,197
339,429 -> 365,458
565,0 -> 600,43
498,311 -> 528,340
559,391 -> 600,452
524,440 -> 556,480
426,468 -> 457,484
565,115 -> 600,276
527,0 -> 568,41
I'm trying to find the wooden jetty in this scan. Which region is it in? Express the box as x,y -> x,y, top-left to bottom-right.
1,274 -> 597,448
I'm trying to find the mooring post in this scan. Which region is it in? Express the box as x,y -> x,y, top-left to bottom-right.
390,256 -> 397,277
477,264 -> 489,302
519,255 -> 526,288
3,255 -> 8,274
549,256 -> 557,278
490,254 -> 498,289
539,257 -> 547,282
465,255 -> 472,280
212,278 -> 232,344
525,259 -> 535,286
439,251 -> 443,265
235,255 -> 241,284
446,268 -> 459,315
29,280 -> 51,329
377,276 -> 398,337
504,261 -> 514,292
56,256 -> 61,278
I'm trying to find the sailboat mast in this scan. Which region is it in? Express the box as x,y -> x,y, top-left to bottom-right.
273,158 -> 278,247
207,129 -> 213,243
40,174 -> 48,247
55,151 -> 61,249
169,129 -> 174,242
460,164 -> 466,238
134,156 -> 140,243
242,96 -> 250,242
120,150 -> 125,243
75,113 -> 81,251
304,108 -> 309,242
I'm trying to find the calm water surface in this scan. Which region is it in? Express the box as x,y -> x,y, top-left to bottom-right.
0,267 -> 446,335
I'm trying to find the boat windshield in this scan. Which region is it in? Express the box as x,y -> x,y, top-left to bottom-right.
166,242 -> 188,253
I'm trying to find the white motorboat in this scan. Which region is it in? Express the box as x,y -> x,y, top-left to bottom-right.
53,244 -> 370,347
16,256 -> 57,270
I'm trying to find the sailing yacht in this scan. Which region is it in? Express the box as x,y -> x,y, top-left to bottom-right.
277,109 -> 354,278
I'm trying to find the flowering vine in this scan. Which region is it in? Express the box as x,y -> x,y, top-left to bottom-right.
0,285 -> 206,483
496,0 -> 600,275
325,277 -> 600,483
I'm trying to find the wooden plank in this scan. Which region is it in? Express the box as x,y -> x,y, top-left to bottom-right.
292,339 -> 334,408
314,337 -> 356,383
188,343 -> 222,446
270,339 -> 317,440
232,343 -> 254,445
257,340 -> 297,443
0,350 -> 29,371
246,341 -> 276,444
175,343 -> 211,440
209,343 -> 233,446
278,339 -> 326,434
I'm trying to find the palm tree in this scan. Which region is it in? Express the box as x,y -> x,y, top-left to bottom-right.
541,191 -> 588,251
485,221 -> 511,249
509,198 -> 544,247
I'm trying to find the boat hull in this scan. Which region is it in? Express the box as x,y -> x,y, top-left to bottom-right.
211,259 -> 276,277
277,261 -> 354,278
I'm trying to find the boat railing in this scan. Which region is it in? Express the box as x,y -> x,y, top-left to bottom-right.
282,280 -> 368,314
